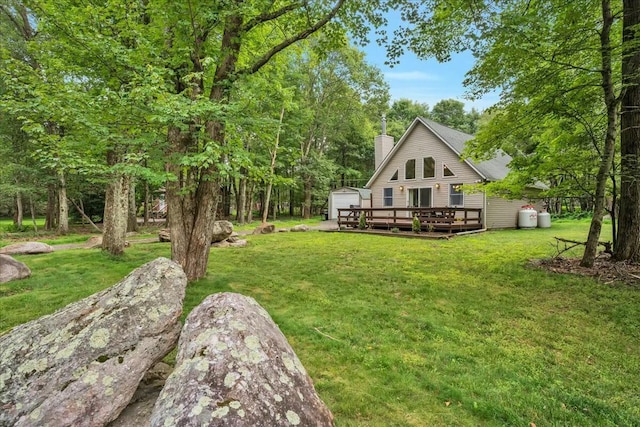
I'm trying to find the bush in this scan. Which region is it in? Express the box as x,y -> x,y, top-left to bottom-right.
412,215 -> 421,233
358,213 -> 367,230
391,227 -> 400,233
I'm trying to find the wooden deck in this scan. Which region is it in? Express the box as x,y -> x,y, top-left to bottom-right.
337,207 -> 483,233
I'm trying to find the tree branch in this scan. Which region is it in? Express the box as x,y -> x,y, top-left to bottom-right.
242,1 -> 302,33
238,0 -> 346,77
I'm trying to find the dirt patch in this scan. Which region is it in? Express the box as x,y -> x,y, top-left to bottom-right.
531,255 -> 640,288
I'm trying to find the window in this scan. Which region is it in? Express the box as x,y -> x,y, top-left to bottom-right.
390,169 -> 398,181
409,188 -> 432,208
443,164 -> 455,177
405,159 -> 416,179
449,184 -> 464,206
383,188 -> 393,207
423,157 -> 435,178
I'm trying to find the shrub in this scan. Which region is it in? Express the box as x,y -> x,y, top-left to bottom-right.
391,227 -> 400,233
358,213 -> 367,230
412,215 -> 421,233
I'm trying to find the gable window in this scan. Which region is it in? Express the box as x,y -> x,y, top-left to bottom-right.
383,187 -> 393,207
449,184 -> 464,207
405,159 -> 416,179
390,169 -> 398,181
423,157 -> 435,178
443,163 -> 455,177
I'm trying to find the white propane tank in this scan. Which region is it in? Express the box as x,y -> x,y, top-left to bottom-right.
537,211 -> 551,228
518,206 -> 538,228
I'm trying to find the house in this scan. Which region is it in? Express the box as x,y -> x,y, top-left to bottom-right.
365,117 -> 543,229
328,187 -> 371,220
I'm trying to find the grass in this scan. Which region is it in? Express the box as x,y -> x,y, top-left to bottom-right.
1,219 -> 639,426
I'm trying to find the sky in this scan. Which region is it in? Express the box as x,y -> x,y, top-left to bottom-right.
360,14 -> 500,113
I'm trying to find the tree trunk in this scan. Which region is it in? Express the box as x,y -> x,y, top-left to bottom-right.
102,150 -> 130,255
166,127 -> 219,281
45,183 -> 56,230
57,170 -> 69,235
246,181 -> 255,223
102,174 -> 130,255
237,176 -> 247,225
143,181 -> 150,226
303,177 -> 312,219
262,106 -> 284,224
127,178 -> 138,232
29,196 -> 38,233
15,192 -> 23,228
581,0 -> 618,267
614,0 -> 640,261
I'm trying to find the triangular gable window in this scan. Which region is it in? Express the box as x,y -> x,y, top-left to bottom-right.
390,169 -> 398,181
443,164 -> 455,177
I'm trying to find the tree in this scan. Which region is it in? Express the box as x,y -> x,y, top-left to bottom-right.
157,0 -> 390,280
613,0 -> 640,261
431,99 -> 478,134
386,98 -> 431,138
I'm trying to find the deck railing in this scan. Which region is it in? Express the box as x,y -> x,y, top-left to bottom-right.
337,207 -> 483,233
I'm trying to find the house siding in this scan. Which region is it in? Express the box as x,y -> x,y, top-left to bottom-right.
485,197 -> 545,229
369,124 -> 484,214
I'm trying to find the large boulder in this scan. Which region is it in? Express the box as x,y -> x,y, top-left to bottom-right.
150,292 -> 334,427
0,242 -> 53,255
158,229 -> 171,242
211,220 -> 234,243
0,257 -> 187,427
0,254 -> 31,283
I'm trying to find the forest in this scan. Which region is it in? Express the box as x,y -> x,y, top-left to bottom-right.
2,0 -> 640,280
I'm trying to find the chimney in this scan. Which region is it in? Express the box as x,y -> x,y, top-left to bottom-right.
374,114 -> 394,170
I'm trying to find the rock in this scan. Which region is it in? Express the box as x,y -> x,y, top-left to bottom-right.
291,224 -> 309,232
0,257 -> 187,427
211,220 -> 234,243
229,239 -> 248,248
85,235 -> 103,249
0,254 -> 31,283
108,362 -> 173,427
149,292 -> 334,427
253,222 -> 276,235
227,232 -> 240,243
158,228 -> 171,242
0,242 -> 53,255
278,228 -> 290,232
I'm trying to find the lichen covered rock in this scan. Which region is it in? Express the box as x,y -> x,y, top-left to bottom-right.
150,292 -> 334,427
211,220 -> 234,243
0,241 -> 53,255
0,254 -> 31,283
0,257 -> 187,427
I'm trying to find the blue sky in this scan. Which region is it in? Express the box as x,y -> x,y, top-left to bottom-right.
360,14 -> 499,112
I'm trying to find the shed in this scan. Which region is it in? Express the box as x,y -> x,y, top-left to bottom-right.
328,187 -> 371,220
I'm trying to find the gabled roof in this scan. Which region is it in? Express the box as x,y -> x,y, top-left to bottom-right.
331,186 -> 371,200
365,117 -> 512,188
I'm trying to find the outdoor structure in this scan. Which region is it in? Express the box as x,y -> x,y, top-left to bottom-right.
351,117 -> 543,231
328,187 -> 371,220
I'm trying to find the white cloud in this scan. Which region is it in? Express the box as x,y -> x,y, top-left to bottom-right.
384,71 -> 440,81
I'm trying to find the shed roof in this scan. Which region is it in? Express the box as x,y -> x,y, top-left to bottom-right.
331,187 -> 371,200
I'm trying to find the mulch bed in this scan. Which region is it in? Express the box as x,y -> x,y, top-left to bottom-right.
531,255 -> 640,288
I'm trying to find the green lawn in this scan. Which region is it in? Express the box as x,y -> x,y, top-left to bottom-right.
1,220 -> 639,426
